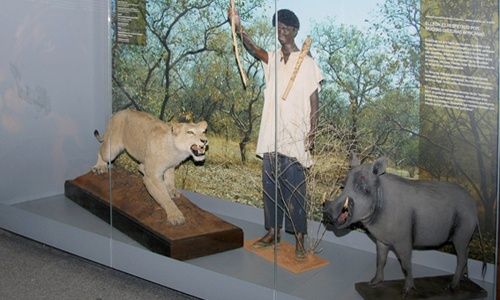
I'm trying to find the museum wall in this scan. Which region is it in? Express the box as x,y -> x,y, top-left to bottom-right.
0,0 -> 111,205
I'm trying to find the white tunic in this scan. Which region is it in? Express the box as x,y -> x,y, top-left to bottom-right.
256,50 -> 323,168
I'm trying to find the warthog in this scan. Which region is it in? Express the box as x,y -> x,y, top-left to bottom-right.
323,155 -> 486,295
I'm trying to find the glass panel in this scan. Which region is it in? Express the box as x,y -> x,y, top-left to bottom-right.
418,0 -> 498,297
0,0 -> 497,299
276,0 -> 498,299
0,0 -> 112,265
108,1 -> 277,298
272,1 -> 327,297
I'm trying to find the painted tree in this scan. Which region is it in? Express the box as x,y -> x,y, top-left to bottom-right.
221,17 -> 272,163
313,22 -> 401,156
372,0 -> 421,87
112,0 -> 265,121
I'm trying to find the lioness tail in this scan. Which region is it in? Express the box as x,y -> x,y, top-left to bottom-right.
94,130 -> 103,143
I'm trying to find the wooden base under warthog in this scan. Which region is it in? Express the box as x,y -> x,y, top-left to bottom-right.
355,275 -> 487,300
64,168 -> 243,260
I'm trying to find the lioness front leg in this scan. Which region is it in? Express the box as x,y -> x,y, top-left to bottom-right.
143,173 -> 185,225
164,168 -> 180,198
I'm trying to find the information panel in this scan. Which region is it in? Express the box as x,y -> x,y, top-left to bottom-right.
420,0 -> 499,245
115,0 -> 146,45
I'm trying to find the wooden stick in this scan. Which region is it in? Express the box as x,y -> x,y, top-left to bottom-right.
230,0 -> 248,88
281,36 -> 312,101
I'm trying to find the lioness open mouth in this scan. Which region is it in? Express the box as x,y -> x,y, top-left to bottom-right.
190,144 -> 206,160
336,197 -> 353,227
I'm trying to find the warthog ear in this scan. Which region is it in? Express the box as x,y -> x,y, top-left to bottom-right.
372,157 -> 387,176
349,151 -> 361,168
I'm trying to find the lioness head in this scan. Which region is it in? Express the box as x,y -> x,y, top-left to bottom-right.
172,121 -> 208,162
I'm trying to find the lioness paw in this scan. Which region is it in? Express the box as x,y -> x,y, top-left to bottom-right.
92,165 -> 108,174
167,212 -> 185,225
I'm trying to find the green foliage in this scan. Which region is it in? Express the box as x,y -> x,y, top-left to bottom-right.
371,0 -> 421,86
359,88 -> 419,165
313,19 -> 419,162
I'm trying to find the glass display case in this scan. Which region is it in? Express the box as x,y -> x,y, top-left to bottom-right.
0,0 -> 112,265
0,0 -> 497,299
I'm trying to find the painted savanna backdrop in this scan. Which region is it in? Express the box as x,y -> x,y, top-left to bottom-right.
111,0 -> 497,261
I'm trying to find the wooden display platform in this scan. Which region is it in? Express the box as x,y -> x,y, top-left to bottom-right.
355,275 -> 487,300
244,239 -> 329,274
64,168 -> 243,260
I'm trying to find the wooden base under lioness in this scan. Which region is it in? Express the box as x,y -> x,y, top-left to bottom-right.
64,167 -> 243,260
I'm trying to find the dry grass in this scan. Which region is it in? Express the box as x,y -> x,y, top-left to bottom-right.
176,135 -> 263,206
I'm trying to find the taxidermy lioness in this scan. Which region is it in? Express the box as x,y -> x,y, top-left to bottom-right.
92,109 -> 208,225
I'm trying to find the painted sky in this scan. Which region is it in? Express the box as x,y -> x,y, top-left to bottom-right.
263,0 -> 384,41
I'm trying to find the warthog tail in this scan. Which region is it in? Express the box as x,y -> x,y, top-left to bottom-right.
477,223 -> 487,278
